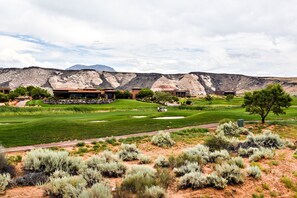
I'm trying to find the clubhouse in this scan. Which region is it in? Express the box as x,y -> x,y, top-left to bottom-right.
53,88 -> 116,99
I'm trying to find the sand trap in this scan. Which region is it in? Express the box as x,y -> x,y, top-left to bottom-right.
153,116 -> 185,120
0,123 -> 11,125
132,116 -> 147,118
90,120 -> 108,123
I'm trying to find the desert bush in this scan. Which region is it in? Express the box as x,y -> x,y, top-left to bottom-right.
247,166 -> 261,179
139,154 -> 152,164
182,144 -> 210,164
127,165 -> 156,177
238,147 -> 259,157
209,150 -> 230,163
216,121 -> 239,136
100,150 -> 120,162
179,172 -> 208,189
249,147 -> 274,162
154,156 -> 170,168
151,132 -> 175,148
15,172 -> 48,186
79,182 -> 112,198
243,131 -> 285,149
215,163 -> 244,184
121,172 -> 156,194
156,168 -> 174,189
205,134 -> 240,151
206,173 -> 228,189
143,186 -> 167,198
0,146 -> 15,176
0,173 -> 11,192
81,168 -> 103,187
24,148 -> 86,174
46,175 -> 87,197
228,157 -> 245,168
117,144 -> 140,161
86,155 -> 126,177
173,162 -> 201,177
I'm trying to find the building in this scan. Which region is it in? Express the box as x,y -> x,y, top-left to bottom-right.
131,87 -> 142,99
0,87 -> 10,94
53,88 -> 116,99
153,85 -> 190,98
215,90 -> 236,96
53,88 -> 103,99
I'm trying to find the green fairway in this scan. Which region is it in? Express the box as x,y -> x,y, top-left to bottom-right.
1,98 -> 297,147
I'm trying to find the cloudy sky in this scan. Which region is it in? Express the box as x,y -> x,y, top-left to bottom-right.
0,0 -> 297,76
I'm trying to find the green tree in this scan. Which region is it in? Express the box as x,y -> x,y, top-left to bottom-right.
153,91 -> 177,104
225,94 -> 234,102
122,90 -> 132,99
30,87 -> 51,99
205,94 -> 213,104
13,86 -> 27,96
0,93 -> 8,102
115,90 -> 123,99
243,84 -> 292,124
136,88 -> 154,99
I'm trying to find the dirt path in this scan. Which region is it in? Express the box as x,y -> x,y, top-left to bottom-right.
15,100 -> 29,107
4,123 -> 218,153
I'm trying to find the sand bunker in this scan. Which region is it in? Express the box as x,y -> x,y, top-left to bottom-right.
90,120 -> 108,123
153,116 -> 185,120
0,123 -> 11,125
132,116 -> 147,118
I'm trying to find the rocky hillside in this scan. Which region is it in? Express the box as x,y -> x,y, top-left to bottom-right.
0,67 -> 297,96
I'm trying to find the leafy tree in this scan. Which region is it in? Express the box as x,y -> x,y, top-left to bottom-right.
13,86 -> 27,96
225,94 -> 234,102
136,88 -> 154,99
243,84 -> 292,124
153,91 -> 178,104
26,86 -> 35,96
205,94 -> 213,104
30,87 -> 51,99
0,93 -> 8,102
115,90 -> 123,99
8,91 -> 19,100
122,90 -> 132,99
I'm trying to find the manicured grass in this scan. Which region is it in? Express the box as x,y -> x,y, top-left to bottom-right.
1,99 -> 297,147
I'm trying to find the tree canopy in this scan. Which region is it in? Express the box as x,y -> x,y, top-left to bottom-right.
136,88 -> 154,99
243,84 -> 292,123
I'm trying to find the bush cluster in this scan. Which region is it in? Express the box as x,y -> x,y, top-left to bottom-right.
86,154 -> 126,177
117,144 -> 140,161
248,148 -> 275,162
242,131 -> 285,149
138,154 -> 152,164
0,173 -> 11,192
228,157 -> 245,168
143,186 -> 166,198
154,156 -> 170,168
0,146 -> 15,176
15,172 -> 48,186
216,121 -> 249,137
215,163 -> 244,185
247,166 -> 261,179
151,132 -> 175,148
79,182 -> 112,198
24,148 -> 85,174
174,162 -> 201,177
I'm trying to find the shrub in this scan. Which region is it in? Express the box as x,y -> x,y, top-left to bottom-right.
79,182 -> 112,198
24,148 -> 86,174
182,144 -> 210,164
156,168 -> 174,189
154,156 -> 170,168
81,168 -> 103,187
7,155 -> 22,165
86,156 -> 126,177
205,134 -> 240,152
100,150 -> 120,162
228,157 -> 245,168
50,170 -> 70,179
243,131 -> 285,149
216,121 -> 239,136
15,172 -> 48,186
179,172 -> 208,189
121,172 -> 156,194
143,186 -> 167,198
117,144 -> 140,161
215,163 -> 244,184
127,165 -> 156,177
0,146 -> 15,176
238,147 -> 259,157
247,166 -> 261,179
76,142 -> 85,147
0,173 -> 10,192
209,150 -> 230,163
249,147 -> 275,162
206,173 -> 228,189
139,154 -> 152,164
174,162 -> 201,177
151,132 -> 175,148
46,175 -> 87,197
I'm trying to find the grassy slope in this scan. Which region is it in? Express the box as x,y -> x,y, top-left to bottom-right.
1,98 -> 297,147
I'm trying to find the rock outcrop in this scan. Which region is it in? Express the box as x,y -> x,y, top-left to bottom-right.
1,67 -> 297,96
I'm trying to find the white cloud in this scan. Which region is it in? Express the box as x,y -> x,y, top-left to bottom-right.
0,0 -> 297,76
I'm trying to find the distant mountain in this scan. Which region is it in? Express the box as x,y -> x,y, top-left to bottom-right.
66,64 -> 116,72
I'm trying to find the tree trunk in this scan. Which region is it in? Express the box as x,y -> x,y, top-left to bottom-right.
261,117 -> 265,124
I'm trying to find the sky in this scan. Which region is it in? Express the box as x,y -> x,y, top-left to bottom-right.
0,0 -> 297,76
